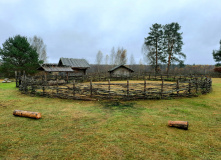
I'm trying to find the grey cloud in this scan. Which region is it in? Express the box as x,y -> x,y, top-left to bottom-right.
0,0 -> 221,65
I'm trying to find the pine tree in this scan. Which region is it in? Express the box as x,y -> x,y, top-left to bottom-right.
0,35 -> 42,76
144,23 -> 165,73
212,40 -> 221,66
163,22 -> 186,74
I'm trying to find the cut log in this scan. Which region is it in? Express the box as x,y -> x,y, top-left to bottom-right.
168,120 -> 188,130
13,110 -> 42,119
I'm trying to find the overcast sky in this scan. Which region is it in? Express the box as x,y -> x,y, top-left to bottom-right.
0,0 -> 221,65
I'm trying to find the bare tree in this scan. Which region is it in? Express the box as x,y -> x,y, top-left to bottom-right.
129,54 -> 135,69
120,49 -> 127,65
114,47 -> 127,65
130,54 -> 135,65
105,54 -> 109,65
142,44 -> 157,71
115,48 -> 121,65
104,54 -> 109,71
29,35 -> 47,63
139,58 -> 144,74
95,50 -> 103,72
110,47 -> 115,65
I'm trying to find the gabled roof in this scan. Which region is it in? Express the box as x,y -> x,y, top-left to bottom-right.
38,63 -> 73,72
108,64 -> 134,72
59,58 -> 90,68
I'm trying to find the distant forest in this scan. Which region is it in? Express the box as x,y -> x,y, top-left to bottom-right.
88,64 -> 219,77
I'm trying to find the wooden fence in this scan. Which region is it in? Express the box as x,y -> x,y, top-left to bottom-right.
17,74 -> 212,101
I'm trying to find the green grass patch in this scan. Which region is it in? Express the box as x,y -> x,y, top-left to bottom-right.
0,79 -> 221,159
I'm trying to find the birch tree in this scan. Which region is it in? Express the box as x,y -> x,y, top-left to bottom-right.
29,35 -> 47,63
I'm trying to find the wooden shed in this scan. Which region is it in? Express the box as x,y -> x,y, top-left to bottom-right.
37,63 -> 74,76
58,58 -> 90,76
108,65 -> 134,77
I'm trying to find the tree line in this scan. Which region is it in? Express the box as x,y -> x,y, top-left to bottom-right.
95,47 -> 128,65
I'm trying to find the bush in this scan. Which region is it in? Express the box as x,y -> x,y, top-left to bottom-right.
214,67 -> 221,73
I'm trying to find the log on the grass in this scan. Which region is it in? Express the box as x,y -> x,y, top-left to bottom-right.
13,110 -> 42,119
168,120 -> 188,130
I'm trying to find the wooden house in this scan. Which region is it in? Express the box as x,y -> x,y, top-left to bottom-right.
108,65 -> 134,77
58,58 -> 90,76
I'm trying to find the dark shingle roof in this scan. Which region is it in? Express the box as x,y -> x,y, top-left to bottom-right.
59,58 -> 90,68
108,65 -> 134,72
38,63 -> 73,72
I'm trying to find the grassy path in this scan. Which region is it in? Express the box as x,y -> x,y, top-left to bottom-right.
0,79 -> 220,159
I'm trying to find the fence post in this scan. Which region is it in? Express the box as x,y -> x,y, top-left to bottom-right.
144,79 -> 146,98
15,71 -> 18,87
176,80 -> 179,96
66,72 -> 69,84
108,79 -> 110,97
18,71 -> 21,86
42,85 -> 45,96
127,80 -> 129,97
73,80 -> 75,97
90,80 -> 93,97
23,71 -> 27,93
208,78 -> 212,92
195,78 -> 198,94
56,75 -> 59,96
205,77 -> 208,93
42,75 -> 45,96
31,78 -> 35,94
161,79 -> 164,98
45,73 -> 47,82
41,75 -> 44,85
188,79 -> 191,95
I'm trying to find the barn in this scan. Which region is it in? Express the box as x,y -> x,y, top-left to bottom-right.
58,58 -> 90,76
108,65 -> 134,77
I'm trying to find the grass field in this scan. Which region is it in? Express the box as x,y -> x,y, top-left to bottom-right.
0,79 -> 220,159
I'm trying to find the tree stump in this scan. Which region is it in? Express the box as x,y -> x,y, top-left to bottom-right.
168,120 -> 188,130
13,110 -> 42,119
